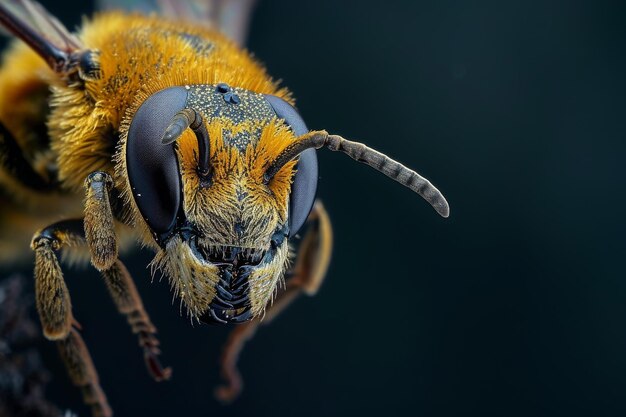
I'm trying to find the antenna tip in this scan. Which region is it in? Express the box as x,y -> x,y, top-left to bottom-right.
435,200 -> 450,218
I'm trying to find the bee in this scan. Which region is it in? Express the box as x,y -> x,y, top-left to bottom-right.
0,0 -> 450,416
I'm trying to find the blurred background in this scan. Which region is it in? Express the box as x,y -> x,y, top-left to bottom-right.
3,0 -> 626,416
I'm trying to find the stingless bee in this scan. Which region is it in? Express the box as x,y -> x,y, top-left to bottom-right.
0,0 -> 450,416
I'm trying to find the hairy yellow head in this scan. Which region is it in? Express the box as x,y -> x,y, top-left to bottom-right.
152,117 -> 298,321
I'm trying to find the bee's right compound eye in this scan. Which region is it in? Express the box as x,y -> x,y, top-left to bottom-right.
264,95 -> 318,238
126,87 -> 189,243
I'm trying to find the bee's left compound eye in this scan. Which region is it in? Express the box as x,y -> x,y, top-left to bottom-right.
126,87 -> 189,243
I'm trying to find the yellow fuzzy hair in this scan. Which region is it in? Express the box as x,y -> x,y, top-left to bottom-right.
55,11 -> 290,243
0,10 -> 296,259
147,118 -> 299,317
177,118 -> 298,215
42,11 -> 291,189
0,42 -> 69,209
0,42 -> 52,155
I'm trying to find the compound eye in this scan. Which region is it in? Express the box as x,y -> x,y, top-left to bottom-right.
264,95 -> 318,237
126,87 -> 188,242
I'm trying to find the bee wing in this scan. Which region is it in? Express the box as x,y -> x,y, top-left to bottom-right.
0,0 -> 82,72
96,0 -> 257,46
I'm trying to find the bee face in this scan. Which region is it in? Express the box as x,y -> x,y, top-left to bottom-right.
167,119 -> 296,322
125,85 -> 318,322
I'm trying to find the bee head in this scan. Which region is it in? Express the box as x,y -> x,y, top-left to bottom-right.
124,86 -> 317,323
124,84 -> 449,324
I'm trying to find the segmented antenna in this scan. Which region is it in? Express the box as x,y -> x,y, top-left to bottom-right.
265,131 -> 450,218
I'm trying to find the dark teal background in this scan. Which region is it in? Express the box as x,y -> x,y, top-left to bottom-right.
5,1 -> 626,416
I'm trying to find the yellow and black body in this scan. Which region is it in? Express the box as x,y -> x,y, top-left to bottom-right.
0,1 -> 449,416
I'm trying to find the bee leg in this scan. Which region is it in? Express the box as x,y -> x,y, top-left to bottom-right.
31,220 -> 112,417
35,215 -> 170,382
100,259 -> 172,382
84,171 -> 118,271
58,329 -> 113,417
215,200 -> 333,403
84,171 -> 170,379
287,200 -> 333,296
0,121 -> 54,190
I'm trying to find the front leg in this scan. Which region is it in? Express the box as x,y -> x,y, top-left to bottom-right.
84,171 -> 117,271
58,329 -> 111,417
32,219 -> 170,417
31,220 -> 112,417
214,200 -> 333,403
84,171 -> 172,381
83,171 -> 171,381
101,260 -> 172,382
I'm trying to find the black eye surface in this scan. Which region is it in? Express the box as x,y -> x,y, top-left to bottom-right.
264,95 -> 318,237
126,87 -> 188,241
